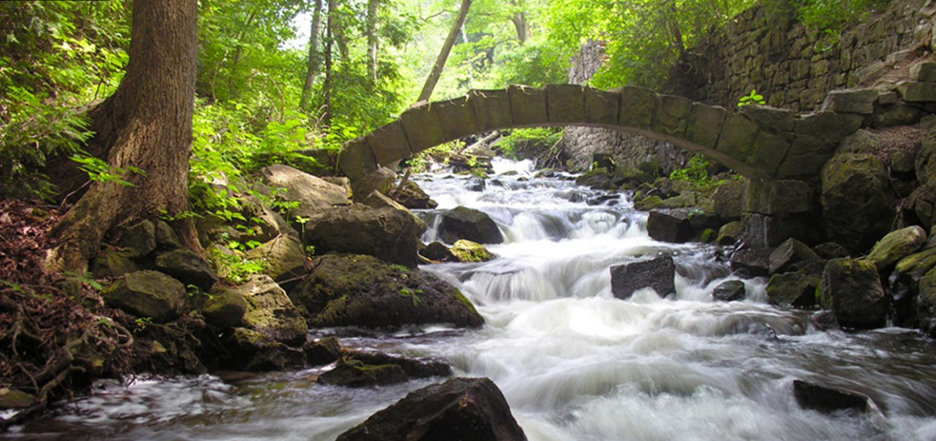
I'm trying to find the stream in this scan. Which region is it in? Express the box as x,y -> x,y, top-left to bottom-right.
8,158 -> 936,441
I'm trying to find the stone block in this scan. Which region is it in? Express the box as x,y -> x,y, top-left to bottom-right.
546,84 -> 585,124
400,104 -> 445,154
897,81 -> 936,102
338,138 -> 378,181
468,89 -> 512,132
715,113 -> 759,166
773,134 -> 837,179
584,87 -> 620,125
432,97 -> 479,141
739,105 -> 795,133
872,105 -> 922,128
794,111 -> 863,143
749,130 -> 793,178
508,85 -> 547,126
685,104 -> 727,149
651,94 -> 692,138
820,89 -> 878,114
746,179 -> 813,215
618,86 -> 658,130
366,121 -> 412,166
911,62 -> 936,82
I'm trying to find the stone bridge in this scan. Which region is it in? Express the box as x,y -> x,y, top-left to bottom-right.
338,84 -> 873,181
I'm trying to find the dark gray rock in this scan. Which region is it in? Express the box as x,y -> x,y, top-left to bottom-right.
422,241 -> 455,262
466,176 -> 486,192
343,351 -> 453,379
717,221 -> 744,245
822,259 -> 889,330
155,249 -> 219,291
646,209 -> 693,243
90,249 -> 139,279
203,286 -> 248,329
351,167 -> 396,203
117,220 -> 157,258
793,380 -> 877,414
611,256 -> 676,299
336,377 -> 527,441
919,267 -> 936,337
155,220 -> 183,250
730,248 -> 771,278
814,242 -> 851,259
769,238 -> 821,275
712,280 -> 746,302
821,154 -> 897,252
304,337 -> 342,366
304,205 -> 423,268
439,206 -> 503,244
221,327 -> 306,372
394,181 -> 438,209
318,360 -> 408,388
767,272 -> 820,309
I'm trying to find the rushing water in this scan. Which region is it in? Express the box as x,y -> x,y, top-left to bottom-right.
9,158 -> 936,441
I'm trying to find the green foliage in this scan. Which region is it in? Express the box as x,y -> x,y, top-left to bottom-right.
797,0 -> 891,41
210,246 -> 268,284
669,155 -> 720,188
737,89 -> 766,107
398,288 -> 423,307
498,128 -> 563,159
70,154 -> 146,187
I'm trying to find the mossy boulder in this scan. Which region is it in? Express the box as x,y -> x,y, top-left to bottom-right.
203,286 -> 248,329
304,337 -> 342,366
0,389 -> 38,409
155,249 -> 219,291
769,238 -> 821,275
822,259 -> 888,330
220,327 -> 306,372
303,205 -> 423,268
318,360 -> 408,387
908,181 -> 936,230
117,220 -> 157,258
767,272 -> 820,308
343,351 -> 452,379
259,164 -> 350,218
820,154 -> 896,252
155,220 -> 183,250
717,221 -> 744,245
450,240 -> 495,262
244,235 -> 307,286
103,271 -> 185,323
394,181 -> 438,209
574,167 -> 612,189
90,249 -> 139,279
289,254 -> 484,329
917,129 -> 936,185
238,275 -> 308,345
896,246 -> 936,281
438,206 -> 503,244
866,226 -> 927,272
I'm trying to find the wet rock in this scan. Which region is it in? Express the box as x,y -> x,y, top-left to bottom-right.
729,248 -> 771,277
117,220 -> 157,258
450,240 -> 495,263
304,336 -> 342,366
103,271 -> 185,323
244,235 -> 307,288
646,209 -> 694,243
221,327 -> 306,372
866,226 -> 927,271
394,181 -> 438,209
822,259 -> 888,330
575,167 -> 613,189
466,176 -> 486,192
289,254 -> 484,329
611,256 -> 676,299
303,205 -> 423,268
318,360 -> 408,388
896,246 -> 936,281
821,154 -> 896,252
351,167 -> 396,203
814,242 -> 851,259
336,377 -> 526,441
202,286 -> 248,329
717,221 -> 744,245
712,182 -> 745,220
0,389 -> 38,409
712,280 -> 746,302
439,206 -> 503,244
793,380 -> 877,414
344,351 -> 453,379
767,272 -> 820,308
239,275 -> 308,345
259,164 -> 350,217
155,249 -> 219,291
769,238 -> 821,275
918,267 -> 936,336
90,249 -> 139,279
422,241 -> 455,262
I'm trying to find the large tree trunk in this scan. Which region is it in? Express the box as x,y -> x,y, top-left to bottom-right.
322,0 -> 336,126
50,0 -> 199,273
299,0 -> 324,111
416,0 -> 472,103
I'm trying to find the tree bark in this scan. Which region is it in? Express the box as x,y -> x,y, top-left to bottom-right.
366,0 -> 380,81
416,0 -> 472,103
300,0 -> 324,111
322,0 -> 336,126
50,0 -> 199,273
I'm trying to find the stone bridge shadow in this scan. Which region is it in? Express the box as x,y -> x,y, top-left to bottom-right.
338,85 -> 871,181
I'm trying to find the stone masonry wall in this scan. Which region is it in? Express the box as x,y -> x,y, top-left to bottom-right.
670,0 -> 931,112
562,41 -> 689,174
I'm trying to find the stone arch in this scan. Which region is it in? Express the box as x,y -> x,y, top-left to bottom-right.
339,85 -> 863,181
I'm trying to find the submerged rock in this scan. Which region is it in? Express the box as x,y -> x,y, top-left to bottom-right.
712,280 -> 746,302
336,377 -> 527,441
822,259 -> 888,330
610,256 -> 676,299
793,380 -> 878,414
304,337 -> 342,366
103,271 -> 185,323
318,360 -> 408,388
438,206 -> 503,244
289,254 -> 484,329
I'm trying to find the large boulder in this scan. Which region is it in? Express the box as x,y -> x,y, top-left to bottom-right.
438,206 -> 503,244
155,249 -> 219,291
820,154 -> 896,252
90,249 -> 139,279
336,377 -> 527,441
351,167 -> 396,202
646,209 -> 694,243
394,181 -> 438,209
896,246 -> 936,281
117,220 -> 157,258
303,205 -> 423,268
821,259 -> 889,330
917,129 -> 936,185
220,327 -> 306,372
909,181 -> 936,230
214,275 -> 308,345
769,238 -> 821,275
244,235 -> 308,285
729,248 -> 771,277
610,256 -> 676,299
865,226 -> 927,272
259,164 -> 350,219
103,271 -> 185,323
289,254 -> 484,329
712,181 -> 745,220
767,272 -> 820,308
202,287 -> 248,329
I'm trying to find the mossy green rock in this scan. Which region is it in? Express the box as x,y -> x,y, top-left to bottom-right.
244,235 -> 307,282
0,388 -> 38,409
574,167 -> 612,189
896,246 -> 936,281
717,221 -> 744,245
318,360 -> 408,388
103,271 -> 185,323
239,275 -> 308,345
822,259 -> 888,330
303,205 -> 423,268
917,129 -> 936,185
450,240 -> 495,262
221,327 -> 306,372
767,272 -> 820,308
866,226 -> 927,271
918,267 -> 936,337
203,286 -> 248,329
289,254 -> 484,329
820,154 -> 896,252
117,220 -> 157,258
90,249 -> 139,279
